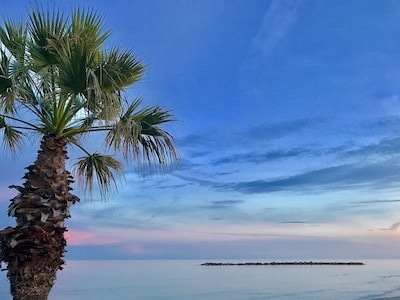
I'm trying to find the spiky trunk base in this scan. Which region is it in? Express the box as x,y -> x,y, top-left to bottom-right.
0,224 -> 66,300
0,135 -> 79,300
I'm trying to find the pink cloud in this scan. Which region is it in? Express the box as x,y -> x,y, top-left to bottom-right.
65,230 -> 119,246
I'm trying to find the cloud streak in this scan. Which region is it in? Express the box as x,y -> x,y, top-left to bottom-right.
343,137 -> 400,158
389,222 -> 400,231
351,200 -> 400,205
238,118 -> 318,143
226,161 -> 400,194
201,200 -> 244,210
251,0 -> 302,56
212,148 -> 309,166
172,157 -> 400,196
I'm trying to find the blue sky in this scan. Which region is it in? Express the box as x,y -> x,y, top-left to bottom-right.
2,0 -> 400,260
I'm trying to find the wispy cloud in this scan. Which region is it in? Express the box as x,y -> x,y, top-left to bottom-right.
280,221 -> 311,224
175,118 -> 320,167
176,134 -> 214,149
238,118 -> 318,143
201,200 -> 244,210
350,199 -> 400,205
212,148 -> 309,166
251,0 -> 302,56
363,116 -> 400,134
343,137 -> 400,158
389,222 -> 400,231
170,157 -> 400,196
226,160 -> 400,194
379,221 -> 400,232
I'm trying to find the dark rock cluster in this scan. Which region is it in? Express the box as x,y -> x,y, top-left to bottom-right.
201,261 -> 365,266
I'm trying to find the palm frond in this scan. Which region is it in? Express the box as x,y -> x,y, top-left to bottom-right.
0,18 -> 26,62
30,98 -> 57,133
74,49 -> 143,122
97,48 -> 144,90
53,96 -> 85,135
0,117 -> 25,153
0,6 -> 178,197
72,152 -> 123,196
83,68 -> 123,121
0,48 -> 42,114
136,108 -> 178,165
50,9 -> 111,98
61,110 -> 97,138
56,98 -> 88,136
105,99 -> 178,165
28,8 -> 67,68
105,98 -> 142,155
51,36 -> 87,95
70,7 -> 110,54
0,50 -> 16,113
80,49 -> 144,121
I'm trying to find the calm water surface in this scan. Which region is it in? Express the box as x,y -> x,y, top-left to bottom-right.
1,259 -> 400,299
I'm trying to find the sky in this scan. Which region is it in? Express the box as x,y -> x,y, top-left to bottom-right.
1,0 -> 400,260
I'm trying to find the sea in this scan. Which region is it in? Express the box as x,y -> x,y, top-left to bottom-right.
1,259 -> 400,299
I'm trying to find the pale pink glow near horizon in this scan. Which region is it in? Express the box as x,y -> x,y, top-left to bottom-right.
70,221 -> 397,245
64,230 -> 120,246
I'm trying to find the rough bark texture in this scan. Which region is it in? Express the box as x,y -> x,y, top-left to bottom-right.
0,135 -> 79,300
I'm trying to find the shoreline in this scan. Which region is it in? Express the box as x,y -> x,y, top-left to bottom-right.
201,261 -> 365,266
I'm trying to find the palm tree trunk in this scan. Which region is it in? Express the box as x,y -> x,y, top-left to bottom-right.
0,135 -> 79,300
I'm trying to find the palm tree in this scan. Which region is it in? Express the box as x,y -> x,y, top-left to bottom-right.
0,7 -> 178,300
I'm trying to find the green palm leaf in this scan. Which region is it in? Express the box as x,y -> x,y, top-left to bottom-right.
28,9 -> 67,68
0,18 -> 26,62
0,7 -> 178,195
105,98 -> 178,165
72,152 -> 123,196
0,50 -> 16,113
0,118 -> 24,153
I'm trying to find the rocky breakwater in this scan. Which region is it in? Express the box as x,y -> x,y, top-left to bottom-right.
201,261 -> 365,266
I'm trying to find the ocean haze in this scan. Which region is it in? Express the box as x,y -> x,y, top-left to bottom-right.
0,259 -> 399,300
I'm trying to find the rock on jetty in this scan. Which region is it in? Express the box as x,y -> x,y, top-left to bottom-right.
201,261 -> 364,266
